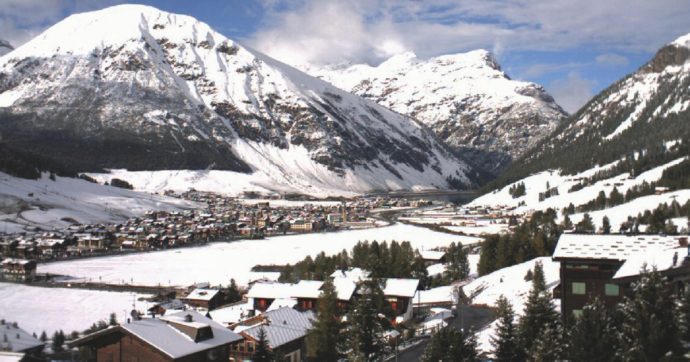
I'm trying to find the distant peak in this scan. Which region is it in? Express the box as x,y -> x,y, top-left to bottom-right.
672,32 -> 690,48
379,51 -> 417,67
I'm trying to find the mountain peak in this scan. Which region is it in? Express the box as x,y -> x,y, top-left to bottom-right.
672,32 -> 690,48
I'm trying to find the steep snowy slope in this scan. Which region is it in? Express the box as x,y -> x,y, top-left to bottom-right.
498,32 -> 690,184
474,33 -> 690,229
0,5 -> 474,197
0,172 -> 197,233
303,51 -> 566,175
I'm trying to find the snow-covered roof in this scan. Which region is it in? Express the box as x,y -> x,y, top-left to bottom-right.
420,250 -> 446,261
267,298 -> 298,311
0,322 -> 44,352
331,278 -> 357,301
291,280 -> 324,299
209,302 -> 252,325
413,286 -> 456,306
121,310 -> 242,359
246,282 -> 295,300
614,246 -> 690,280
242,307 -> 314,348
553,234 -> 683,261
330,267 -> 370,281
382,278 -> 419,298
184,288 -> 220,301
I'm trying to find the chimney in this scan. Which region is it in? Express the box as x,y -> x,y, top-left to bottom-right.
184,314 -> 193,323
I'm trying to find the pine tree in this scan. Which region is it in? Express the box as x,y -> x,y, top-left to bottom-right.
346,279 -> 386,361
491,296 -> 523,361
226,278 -> 242,304
575,213 -> 595,233
677,286 -> 690,354
307,279 -> 342,361
562,214 -> 573,230
518,261 -> 559,356
108,312 -> 117,326
422,327 -> 479,362
601,216 -> 611,234
52,330 -> 65,352
617,269 -> 682,360
253,327 -> 274,362
568,298 -> 616,361
530,321 -> 564,361
39,331 -> 47,342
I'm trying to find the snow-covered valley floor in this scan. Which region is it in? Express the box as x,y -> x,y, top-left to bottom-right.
0,282 -> 151,336
38,223 -> 481,288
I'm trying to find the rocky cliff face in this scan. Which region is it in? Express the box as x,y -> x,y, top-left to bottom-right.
302,50 -> 567,176
0,4 -> 476,196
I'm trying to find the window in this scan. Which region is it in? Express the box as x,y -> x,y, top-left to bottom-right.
572,309 -> 583,318
247,342 -> 255,352
572,282 -> 586,295
605,283 -> 620,296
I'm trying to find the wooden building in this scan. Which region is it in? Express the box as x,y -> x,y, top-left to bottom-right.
182,289 -> 225,311
553,234 -> 685,323
70,311 -> 242,362
381,278 -> 419,324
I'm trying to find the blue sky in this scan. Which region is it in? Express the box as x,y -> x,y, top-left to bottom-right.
2,0 -> 690,113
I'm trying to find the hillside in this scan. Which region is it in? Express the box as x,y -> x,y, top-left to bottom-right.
495,33 -> 690,189
473,33 -> 690,225
0,4 -> 475,197
303,51 -> 566,176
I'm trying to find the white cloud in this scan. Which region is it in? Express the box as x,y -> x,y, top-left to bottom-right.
0,0 -> 120,49
249,0 -> 690,67
596,53 -> 630,66
547,72 -> 597,114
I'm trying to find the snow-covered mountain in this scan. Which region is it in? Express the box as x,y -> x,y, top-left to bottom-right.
498,32 -> 690,182
475,32 -> 690,229
302,51 -> 567,176
0,5 -> 475,197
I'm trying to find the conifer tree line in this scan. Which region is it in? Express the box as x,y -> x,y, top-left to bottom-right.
277,240 -> 471,288
478,209 -> 562,276
489,262 -> 690,361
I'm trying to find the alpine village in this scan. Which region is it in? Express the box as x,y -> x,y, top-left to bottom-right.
1,2 -> 690,362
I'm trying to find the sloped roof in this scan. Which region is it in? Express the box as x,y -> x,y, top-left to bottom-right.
0,322 -> 44,352
291,280 -> 324,299
119,310 -> 242,359
382,278 -> 419,298
242,307 -> 315,348
420,250 -> 446,261
553,234 -> 683,261
614,246 -> 690,280
331,278 -> 357,301
246,282 -> 295,300
184,288 -> 220,301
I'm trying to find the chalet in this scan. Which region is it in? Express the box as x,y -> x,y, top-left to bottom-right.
229,307 -> 314,362
419,250 -> 447,266
0,322 -> 44,362
0,238 -> 18,257
70,310 -> 242,362
552,234 -> 686,322
1,259 -> 37,282
380,278 -> 419,324
182,288 -> 225,311
247,282 -> 299,313
15,240 -> 36,259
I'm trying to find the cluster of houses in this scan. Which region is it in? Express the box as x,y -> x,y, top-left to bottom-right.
0,193 -> 424,283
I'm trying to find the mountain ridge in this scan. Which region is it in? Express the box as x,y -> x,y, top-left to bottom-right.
0,4 -> 476,197
300,49 -> 567,176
